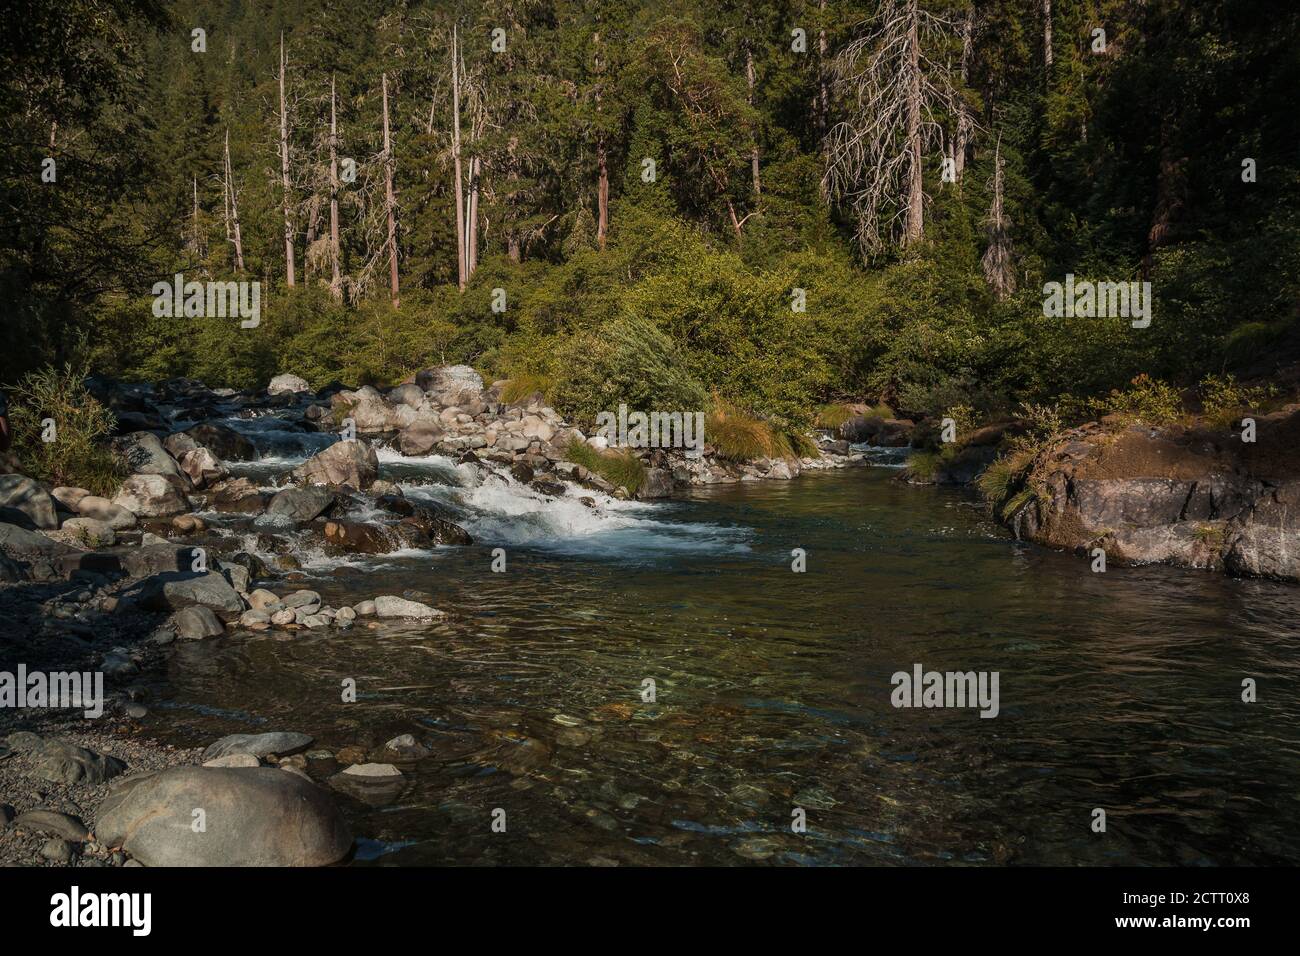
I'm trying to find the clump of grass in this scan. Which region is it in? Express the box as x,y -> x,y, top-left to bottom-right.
501,372 -> 552,405
6,363 -> 127,495
787,431 -> 819,459
566,437 -> 645,495
905,449 -> 943,481
815,403 -> 853,429
706,398 -> 797,461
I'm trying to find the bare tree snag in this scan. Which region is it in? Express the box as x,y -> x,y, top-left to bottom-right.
279,33 -> 296,287
329,74 -> 341,300
452,24 -> 467,290
382,72 -> 399,308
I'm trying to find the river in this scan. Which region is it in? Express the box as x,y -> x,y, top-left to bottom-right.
141,412 -> 1300,866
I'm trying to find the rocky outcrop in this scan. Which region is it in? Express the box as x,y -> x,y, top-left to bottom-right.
1000,406 -> 1300,582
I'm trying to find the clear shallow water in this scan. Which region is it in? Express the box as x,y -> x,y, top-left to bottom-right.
147,451 -> 1300,866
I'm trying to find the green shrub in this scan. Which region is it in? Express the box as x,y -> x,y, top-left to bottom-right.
565,437 -> 645,495
1092,374 -> 1184,426
6,364 -> 126,495
550,316 -> 707,425
1199,373 -> 1276,428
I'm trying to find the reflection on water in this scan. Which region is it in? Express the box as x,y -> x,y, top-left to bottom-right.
147,466 -> 1300,866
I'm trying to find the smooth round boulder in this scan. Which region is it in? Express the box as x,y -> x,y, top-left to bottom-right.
95,766 -> 353,867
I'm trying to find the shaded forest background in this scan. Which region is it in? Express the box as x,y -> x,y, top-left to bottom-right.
2,0 -> 1298,434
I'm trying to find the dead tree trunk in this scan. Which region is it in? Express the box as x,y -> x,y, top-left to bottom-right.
279,33 -> 296,287
954,12 -> 973,185
452,25 -> 467,290
903,0 -> 924,246
747,45 -> 761,198
981,137 -> 1015,300
382,72 -> 399,308
224,128 -> 244,272
329,74 -> 341,300
818,0 -> 828,191
1043,0 -> 1053,75
595,31 -> 609,250
467,153 -> 480,279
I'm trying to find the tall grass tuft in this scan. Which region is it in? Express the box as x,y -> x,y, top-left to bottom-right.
566,437 -> 645,495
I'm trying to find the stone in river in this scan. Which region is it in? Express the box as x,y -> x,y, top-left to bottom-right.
95,766 -> 352,867
201,731 -> 314,762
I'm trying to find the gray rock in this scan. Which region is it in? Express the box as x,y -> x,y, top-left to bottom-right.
31,741 -> 125,785
383,734 -> 429,758
51,486 -> 92,512
183,423 -> 257,462
270,608 -> 295,626
202,732 -> 314,762
112,474 -> 190,517
13,809 -> 89,841
291,440 -> 379,490
60,516 -> 116,547
139,571 -> 245,615
247,588 -> 282,610
75,495 -> 137,529
202,753 -> 261,768
353,600 -> 377,617
0,474 -> 58,529
268,373 -> 311,395
173,606 -> 225,640
266,486 -> 336,522
179,447 -> 227,489
95,766 -> 352,867
281,589 -> 322,609
41,838 -> 74,863
373,595 -> 441,619
239,608 -> 272,627
115,431 -> 185,480
637,468 -> 674,499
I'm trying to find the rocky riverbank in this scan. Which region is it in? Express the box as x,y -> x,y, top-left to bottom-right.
2,366 -> 896,866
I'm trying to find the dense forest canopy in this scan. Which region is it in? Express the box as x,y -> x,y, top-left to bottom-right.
2,0 -> 1297,434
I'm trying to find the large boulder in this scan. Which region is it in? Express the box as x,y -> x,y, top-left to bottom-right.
0,474 -> 58,529
398,421 -> 444,456
95,766 -> 352,867
291,440 -> 378,490
184,423 -> 257,462
267,373 -> 311,396
114,431 -> 186,481
112,474 -> 190,517
265,486 -> 336,521
172,605 -> 226,640
637,468 -> 674,499
1225,481 -> 1300,581
138,571 -> 246,616
373,496 -> 472,545
323,519 -> 428,555
208,477 -> 269,514
414,365 -> 484,406
60,516 -> 116,547
331,387 -> 393,434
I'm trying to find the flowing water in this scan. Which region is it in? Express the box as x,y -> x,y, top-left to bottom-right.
143,410 -> 1300,866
